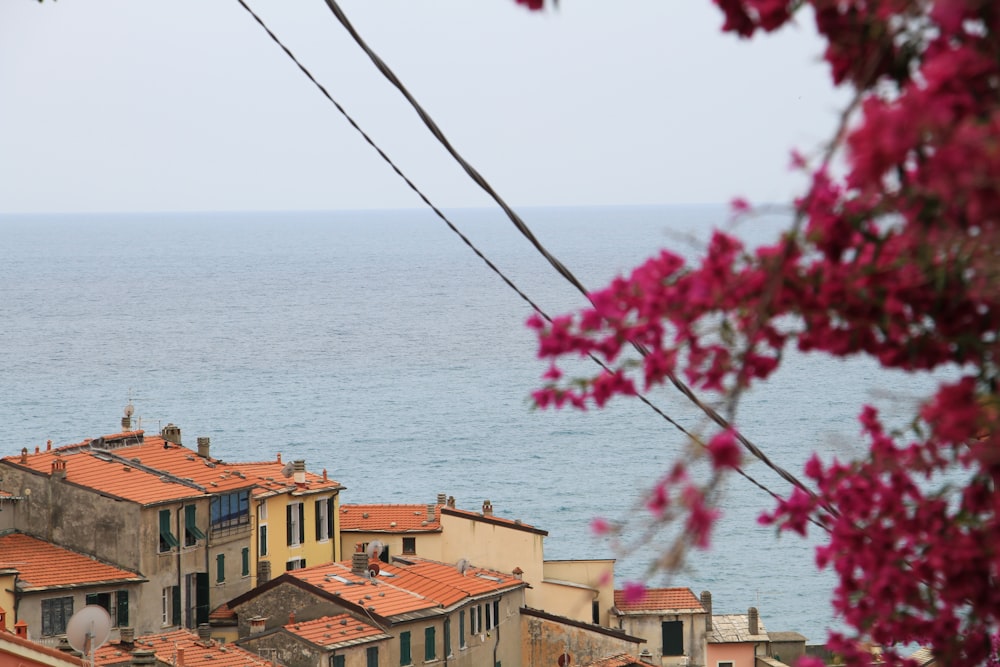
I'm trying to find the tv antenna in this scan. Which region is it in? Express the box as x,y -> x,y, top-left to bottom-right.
66,605 -> 112,667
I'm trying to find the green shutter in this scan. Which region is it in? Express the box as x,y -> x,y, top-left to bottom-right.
160,509 -> 179,548
116,590 -> 129,627
366,648 -> 379,667
286,505 -> 293,545
171,585 -> 181,626
216,554 -> 225,583
424,627 -> 435,661
399,631 -> 410,666
662,620 -> 683,656
85,593 -> 99,606
315,499 -> 322,540
241,547 -> 250,577
459,611 -> 465,648
196,573 -> 209,625
185,505 -> 206,540
333,657 -> 345,667
297,503 -> 305,544
327,497 -> 334,542
444,618 -> 451,658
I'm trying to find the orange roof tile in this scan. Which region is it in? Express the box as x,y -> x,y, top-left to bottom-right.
94,630 -> 278,667
289,558 -> 525,618
282,614 -> 389,649
0,629 -> 86,666
0,533 -> 145,590
208,604 -> 236,622
339,504 -> 442,533
581,654 -> 645,667
1,432 -> 342,507
613,587 -> 703,613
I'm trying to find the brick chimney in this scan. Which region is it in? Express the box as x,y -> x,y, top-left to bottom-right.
197,623 -> 212,644
482,500 -> 493,516
426,504 -> 435,521
249,616 -> 267,635
701,591 -> 712,631
13,620 -> 27,638
257,560 -> 271,584
197,437 -> 210,459
19,448 -> 27,464
447,496 -> 456,508
176,647 -> 185,667
748,607 -> 759,635
51,458 -> 67,480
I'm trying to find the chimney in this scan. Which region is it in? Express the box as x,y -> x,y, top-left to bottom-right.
322,469 -> 328,482
46,440 -> 52,451
161,424 -> 182,445
13,620 -> 26,639
19,448 -> 27,464
176,648 -> 185,667
197,623 -> 212,644
197,437 -> 211,459
51,458 -> 67,480
748,607 -> 759,635
447,496 -> 456,508
293,460 -> 306,486
351,551 -> 368,575
436,493 -> 446,505
288,612 -> 295,625
130,648 -> 157,667
119,627 -> 135,646
701,591 -> 713,631
257,560 -> 271,584
427,503 -> 435,521
249,616 -> 267,635
482,500 -> 493,516
512,567 -> 523,580
121,416 -> 131,431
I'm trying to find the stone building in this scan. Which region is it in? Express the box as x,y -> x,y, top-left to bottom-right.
610,588 -> 707,667
520,607 -> 645,667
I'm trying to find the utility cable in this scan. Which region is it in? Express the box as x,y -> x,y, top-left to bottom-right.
233,0 -> 827,528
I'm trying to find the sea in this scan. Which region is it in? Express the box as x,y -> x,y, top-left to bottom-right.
0,205 -> 943,646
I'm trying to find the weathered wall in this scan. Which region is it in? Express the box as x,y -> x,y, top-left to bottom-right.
231,582 -> 331,637
618,612 -> 707,667
521,610 -> 643,667
19,584 -> 143,642
540,559 -> 615,626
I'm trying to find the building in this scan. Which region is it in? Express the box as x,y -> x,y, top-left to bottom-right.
0,532 -> 146,641
237,613 -> 390,667
0,609 -> 84,667
0,425 -> 342,638
340,495 -> 616,625
228,552 -> 527,667
93,627 -> 280,667
610,588 -> 707,667
705,608 -> 769,667
520,607 -> 646,667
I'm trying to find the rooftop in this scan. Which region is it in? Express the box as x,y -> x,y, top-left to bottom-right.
94,629 -> 278,667
2,430 -> 342,506
339,504 -> 442,533
0,533 -> 145,591
708,613 -> 769,644
612,587 -> 704,614
281,613 -> 390,650
581,655 -> 646,667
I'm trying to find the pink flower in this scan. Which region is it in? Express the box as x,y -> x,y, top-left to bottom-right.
590,517 -> 611,536
707,429 -> 741,470
622,581 -> 646,604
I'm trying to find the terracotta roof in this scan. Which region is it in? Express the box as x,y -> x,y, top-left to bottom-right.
0,629 -> 86,666
287,558 -> 525,619
339,504 -> 442,533
581,654 -> 645,667
94,629 -> 278,667
208,604 -> 236,623
2,431 -> 342,507
613,587 -> 703,613
707,614 -> 769,643
0,533 -> 145,590
282,614 -> 390,650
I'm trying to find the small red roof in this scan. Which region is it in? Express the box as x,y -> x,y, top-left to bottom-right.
0,533 -> 144,590
339,504 -> 442,533
282,614 -> 389,649
613,587 -> 703,613
94,629 -> 277,667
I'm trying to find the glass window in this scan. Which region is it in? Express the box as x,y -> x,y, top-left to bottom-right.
159,509 -> 179,552
41,597 -> 73,636
185,505 -> 206,546
402,537 -> 416,554
210,490 -> 251,530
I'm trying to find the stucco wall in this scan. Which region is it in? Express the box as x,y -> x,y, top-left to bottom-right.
521,611 -> 642,667
541,560 -> 615,626
617,612 -> 707,667
706,642 -> 756,667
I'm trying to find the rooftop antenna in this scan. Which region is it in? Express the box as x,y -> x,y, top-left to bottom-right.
66,605 -> 112,667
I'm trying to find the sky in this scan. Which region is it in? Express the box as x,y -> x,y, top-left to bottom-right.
0,1 -> 847,214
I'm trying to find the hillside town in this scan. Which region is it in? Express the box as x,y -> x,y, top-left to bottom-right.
0,416 -> 847,667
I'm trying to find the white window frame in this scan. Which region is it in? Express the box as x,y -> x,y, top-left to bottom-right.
317,498 -> 330,542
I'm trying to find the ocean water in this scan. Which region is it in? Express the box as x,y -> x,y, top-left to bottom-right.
0,205 -> 941,645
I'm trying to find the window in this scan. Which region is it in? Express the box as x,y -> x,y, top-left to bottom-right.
315,498 -> 331,541
241,547 -> 250,577
485,602 -> 492,630
185,573 -> 209,628
459,611 -> 466,649
159,509 -> 179,552
41,596 -> 73,636
470,605 -> 481,635
424,627 -> 436,661
184,505 -> 206,546
592,600 -> 600,624
329,655 -> 345,667
399,631 -> 411,666
662,620 -> 684,656
402,537 -> 416,555
259,525 -> 269,556
285,558 -> 306,571
216,554 -> 226,583
162,586 -> 181,626
493,600 -> 500,628
366,647 -> 379,667
259,502 -> 268,520
85,591 -> 128,627
443,618 -> 451,659
718,663 -> 735,667
287,502 -> 304,546
210,490 -> 250,530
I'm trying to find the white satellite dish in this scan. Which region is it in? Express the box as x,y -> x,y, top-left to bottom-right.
66,605 -> 112,664
124,402 -> 134,418
366,540 -> 384,560
280,462 -> 295,478
455,558 -> 470,575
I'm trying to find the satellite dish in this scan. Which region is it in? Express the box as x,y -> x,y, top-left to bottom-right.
367,562 -> 380,578
366,540 -> 384,560
124,402 -> 134,418
280,462 -> 295,478
66,605 -> 112,658
455,558 -> 470,575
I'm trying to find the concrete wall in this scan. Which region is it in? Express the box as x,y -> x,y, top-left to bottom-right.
541,560 -> 615,625
617,611 -> 707,667
19,583 -> 144,643
521,609 -> 643,667
239,630 -> 387,667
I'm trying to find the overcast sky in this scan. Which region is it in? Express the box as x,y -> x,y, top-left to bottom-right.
1,1 -> 846,214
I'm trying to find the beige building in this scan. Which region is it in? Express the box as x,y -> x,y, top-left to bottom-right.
340,495 -> 616,625
610,588 -> 707,667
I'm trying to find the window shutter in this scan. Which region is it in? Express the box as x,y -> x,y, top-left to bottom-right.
196,573 -> 210,625
661,620 -> 684,656
185,505 -> 206,540
217,554 -> 226,582
116,590 -> 129,627
459,611 -> 465,648
286,505 -> 293,545
424,627 -> 435,661
160,509 -> 179,547
315,499 -> 322,540
241,547 -> 250,577
327,497 -> 334,540
171,585 -> 181,626
297,503 -> 305,545
399,631 -> 411,666
86,593 -> 99,606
